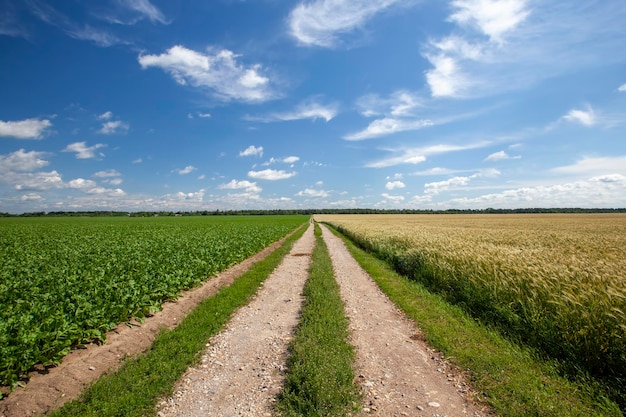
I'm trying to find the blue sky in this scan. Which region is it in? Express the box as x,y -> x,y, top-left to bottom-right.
1,0 -> 625,213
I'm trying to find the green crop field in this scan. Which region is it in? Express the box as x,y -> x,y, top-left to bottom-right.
318,213 -> 626,405
0,215 -> 307,388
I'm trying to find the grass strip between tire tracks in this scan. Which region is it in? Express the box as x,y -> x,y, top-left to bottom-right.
50,222 -> 308,417
277,223 -> 360,417
325,224 -> 622,417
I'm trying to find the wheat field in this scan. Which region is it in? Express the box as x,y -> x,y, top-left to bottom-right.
317,214 -> 626,386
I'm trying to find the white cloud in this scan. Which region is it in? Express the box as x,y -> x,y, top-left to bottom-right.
448,175 -> 626,209
118,0 -> 168,24
138,46 -> 274,102
425,176 -> 471,195
63,142 -> 106,159
410,167 -> 457,176
218,179 -> 262,194
248,169 -> 296,180
356,90 -> 423,117
20,193 -> 43,201
563,108 -> 596,126
0,150 -> 65,192
0,118 -> 52,139
449,0 -> 530,43
98,111 -> 113,120
424,53 -> 469,98
344,117 -> 433,140
249,100 -> 338,122
13,171 -> 64,191
239,145 -> 263,158
296,188 -> 330,198
385,180 -> 405,190
262,156 -> 300,166
67,24 -> 124,47
174,165 -> 197,175
288,0 -> 404,47
485,150 -> 521,161
98,120 -> 129,134
198,112 -> 212,118
68,178 -> 98,190
619,83 -> 626,92
0,149 -> 50,173
133,158 -> 143,164
367,141 -> 490,168
93,169 -> 122,178
552,156 -> 626,177
381,193 -> 405,202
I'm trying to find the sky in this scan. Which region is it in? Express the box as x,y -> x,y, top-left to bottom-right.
1,0 -> 625,213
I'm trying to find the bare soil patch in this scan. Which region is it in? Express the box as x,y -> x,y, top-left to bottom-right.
0,233 -> 291,417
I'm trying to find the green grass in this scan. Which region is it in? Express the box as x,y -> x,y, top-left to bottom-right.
277,223 -> 360,417
50,223 -> 308,417
325,224 -> 622,417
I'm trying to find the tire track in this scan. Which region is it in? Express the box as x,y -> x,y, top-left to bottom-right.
156,223 -> 315,417
320,224 -> 489,417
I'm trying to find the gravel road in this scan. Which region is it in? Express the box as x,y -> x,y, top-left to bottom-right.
156,223 -> 490,417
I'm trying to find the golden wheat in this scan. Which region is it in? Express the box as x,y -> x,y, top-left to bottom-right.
318,213 -> 626,380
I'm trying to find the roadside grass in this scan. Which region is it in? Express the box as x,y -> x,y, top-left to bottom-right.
325,224 -> 622,417
50,223 -> 308,417
277,223 -> 360,417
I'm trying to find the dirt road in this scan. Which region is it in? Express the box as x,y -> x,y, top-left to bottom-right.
2,223 -> 490,416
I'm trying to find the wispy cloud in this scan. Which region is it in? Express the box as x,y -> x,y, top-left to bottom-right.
139,46 -> 275,102
117,0 -> 169,24
619,83 -> 626,92
26,1 -> 125,47
262,156 -> 300,166
239,145 -> 263,158
485,150 -> 521,161
63,141 -> 106,159
93,169 -> 122,178
98,111 -> 113,120
367,141 -> 490,168
0,118 -> 52,139
248,169 -> 296,180
288,0 -> 405,47
449,0 -> 530,44
381,193 -> 404,202
423,2 -> 626,98
344,118 -> 433,140
246,99 -> 338,122
174,165 -> 197,175
562,107 -> 596,126
551,156 -> 626,177
296,188 -> 329,198
0,3 -> 29,38
356,90 -> 423,117
98,120 -> 130,134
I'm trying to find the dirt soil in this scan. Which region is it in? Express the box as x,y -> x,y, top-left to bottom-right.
2,223 -> 493,417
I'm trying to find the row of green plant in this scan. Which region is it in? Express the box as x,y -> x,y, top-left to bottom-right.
50,222 -> 309,416
323,214 -> 626,410
0,215 -> 307,388
277,223 -> 360,416
325,223 -> 623,417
